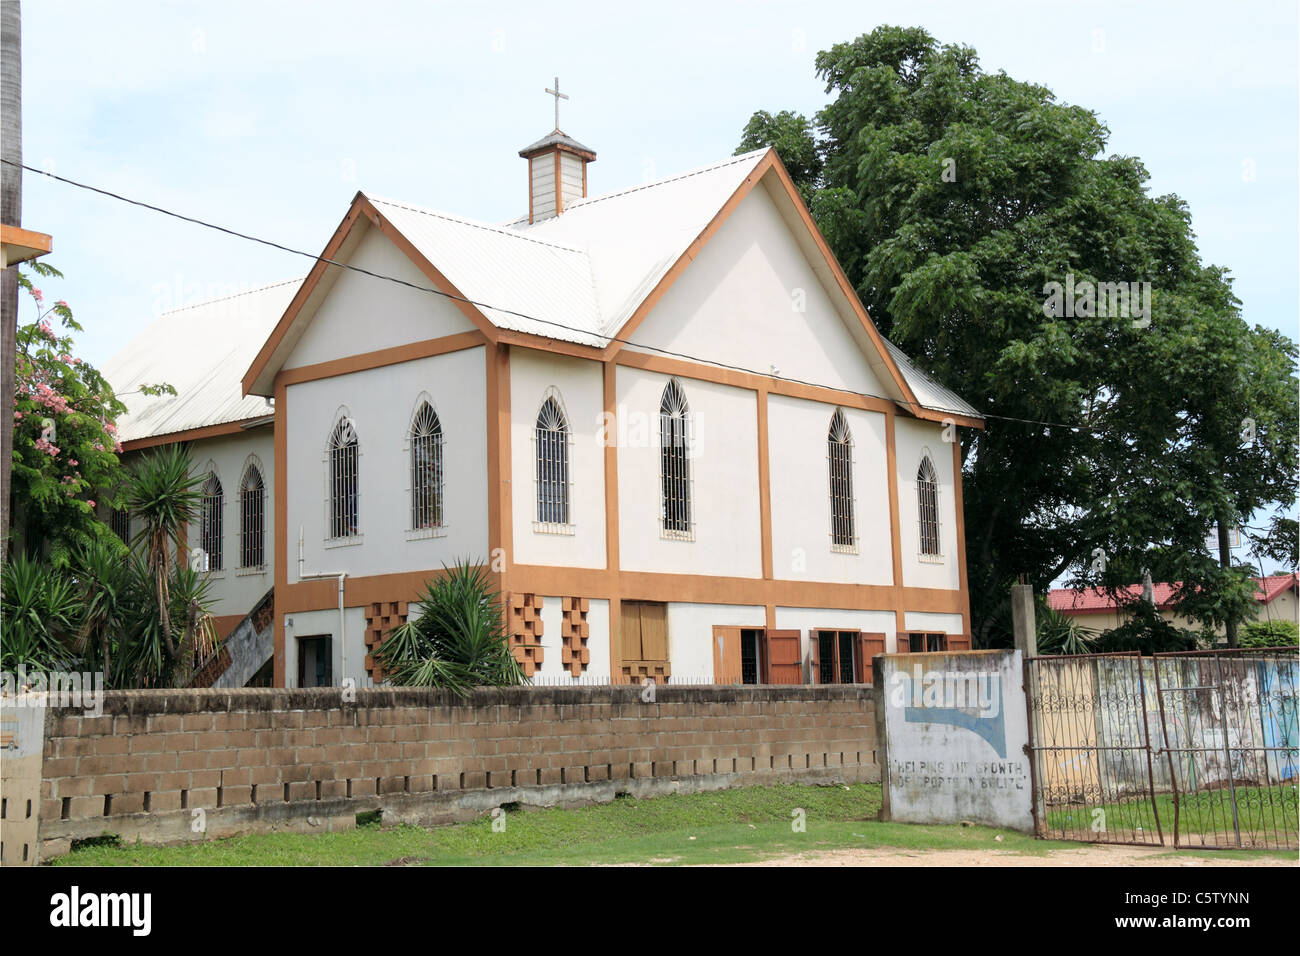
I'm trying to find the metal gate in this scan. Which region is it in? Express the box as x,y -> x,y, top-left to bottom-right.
1025,648 -> 1298,849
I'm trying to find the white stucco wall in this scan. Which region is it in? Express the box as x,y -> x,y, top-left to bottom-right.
626,181 -> 892,399
903,611 -> 965,635
185,427 -> 276,622
282,605 -> 373,689
282,223 -> 477,371
894,417 -> 961,591
530,596 -> 611,683
285,346 -> 488,582
509,349 -> 606,569
767,393 -> 893,584
615,366 -> 762,578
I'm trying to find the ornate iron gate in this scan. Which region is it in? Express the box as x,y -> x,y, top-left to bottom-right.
1025,648 -> 1297,849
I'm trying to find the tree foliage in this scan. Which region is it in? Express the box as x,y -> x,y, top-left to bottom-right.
738,25 -> 1299,642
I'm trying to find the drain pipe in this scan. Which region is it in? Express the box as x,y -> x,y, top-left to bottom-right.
298,526 -> 348,687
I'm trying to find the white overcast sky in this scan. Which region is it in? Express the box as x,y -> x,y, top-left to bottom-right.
15,0 -> 1300,372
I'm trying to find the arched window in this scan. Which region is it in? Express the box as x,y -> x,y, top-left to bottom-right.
828,408 -> 855,550
200,471 -> 224,571
328,415 -> 359,539
535,394 -> 570,527
239,460 -> 266,569
409,401 -> 444,531
917,453 -> 941,558
660,378 -> 692,537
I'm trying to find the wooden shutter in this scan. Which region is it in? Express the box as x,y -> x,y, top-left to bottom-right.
620,602 -> 644,661
894,632 -> 910,654
638,603 -> 668,660
857,632 -> 887,684
808,630 -> 821,683
712,626 -> 742,683
947,633 -> 972,651
765,630 -> 803,685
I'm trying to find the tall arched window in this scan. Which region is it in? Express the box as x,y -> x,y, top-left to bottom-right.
660,378 -> 692,537
828,408 -> 855,551
535,394 -> 570,527
328,415 -> 359,539
917,453 -> 941,558
200,470 -> 224,571
239,460 -> 266,569
409,401 -> 444,531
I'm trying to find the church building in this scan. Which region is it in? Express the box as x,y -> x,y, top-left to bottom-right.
106,109 -> 984,689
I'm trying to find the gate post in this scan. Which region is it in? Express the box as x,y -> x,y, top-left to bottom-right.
1011,583 -> 1037,658
1012,582 -> 1045,836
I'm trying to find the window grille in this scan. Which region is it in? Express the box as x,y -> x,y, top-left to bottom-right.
409,402 -> 444,532
200,472 -> 223,571
535,395 -> 571,529
239,462 -> 266,569
328,416 -> 359,539
828,408 -> 856,551
917,453 -> 942,559
110,508 -> 130,544
659,378 -> 692,539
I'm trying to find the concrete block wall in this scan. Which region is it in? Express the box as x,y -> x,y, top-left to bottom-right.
23,685 -> 877,862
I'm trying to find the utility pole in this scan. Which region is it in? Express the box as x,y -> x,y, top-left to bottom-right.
1,0 -> 21,567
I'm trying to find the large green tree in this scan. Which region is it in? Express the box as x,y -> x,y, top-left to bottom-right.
738,25 -> 1298,643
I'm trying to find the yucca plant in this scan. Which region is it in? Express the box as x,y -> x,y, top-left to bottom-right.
0,553 -> 80,672
374,561 -> 524,694
124,444 -> 205,668
117,555 -> 219,687
1036,602 -> 1100,656
71,537 -> 133,685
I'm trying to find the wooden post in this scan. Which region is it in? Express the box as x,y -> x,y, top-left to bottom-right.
1,1 -> 22,564
1011,582 -> 1037,657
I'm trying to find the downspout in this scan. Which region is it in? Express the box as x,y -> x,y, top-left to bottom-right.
298,526 -> 348,686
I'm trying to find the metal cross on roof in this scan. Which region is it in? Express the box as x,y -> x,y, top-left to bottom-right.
545,76 -> 568,132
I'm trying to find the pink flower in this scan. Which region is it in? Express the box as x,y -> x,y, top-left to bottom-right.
87,500 -> 95,508
13,411 -> 20,419
69,459 -> 78,466
31,288 -> 43,303
56,300 -> 67,308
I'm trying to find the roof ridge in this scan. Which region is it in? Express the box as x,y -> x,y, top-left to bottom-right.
562,148 -> 768,212
160,277 -> 304,316
366,194 -> 588,254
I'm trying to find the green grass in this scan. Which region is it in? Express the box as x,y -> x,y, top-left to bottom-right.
1046,784 -> 1298,846
55,783 -> 1069,867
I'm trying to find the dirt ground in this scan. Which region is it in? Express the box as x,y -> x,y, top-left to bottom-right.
725,844 -> 1298,867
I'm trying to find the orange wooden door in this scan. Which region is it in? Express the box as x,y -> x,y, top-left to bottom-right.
712,626 -> 742,683
765,630 -> 803,684
856,632 -> 887,683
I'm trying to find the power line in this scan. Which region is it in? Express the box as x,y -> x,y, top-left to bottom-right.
7,156 -> 1110,434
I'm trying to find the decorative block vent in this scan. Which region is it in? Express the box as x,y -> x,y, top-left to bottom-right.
364,601 -> 409,682
560,597 -> 590,677
507,592 -> 545,677
620,661 -> 671,684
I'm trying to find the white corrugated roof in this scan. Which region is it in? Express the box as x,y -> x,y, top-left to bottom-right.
106,279 -> 301,443
883,338 -> 982,419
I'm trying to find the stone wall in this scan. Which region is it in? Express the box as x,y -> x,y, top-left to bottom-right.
13,684 -> 878,863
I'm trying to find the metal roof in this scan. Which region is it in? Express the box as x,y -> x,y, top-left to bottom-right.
882,338 -> 983,419
518,131 -> 597,158
105,278 -> 301,443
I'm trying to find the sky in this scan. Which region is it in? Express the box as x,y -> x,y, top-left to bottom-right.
11,0 -> 1300,574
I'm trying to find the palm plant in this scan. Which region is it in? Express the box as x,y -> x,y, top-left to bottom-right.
1036,602 -> 1100,656
117,554 -> 219,687
71,537 -> 133,685
374,561 -> 524,694
0,553 -> 79,672
124,445 -> 205,669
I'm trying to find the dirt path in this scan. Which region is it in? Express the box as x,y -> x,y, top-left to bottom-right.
725,844 -> 1297,867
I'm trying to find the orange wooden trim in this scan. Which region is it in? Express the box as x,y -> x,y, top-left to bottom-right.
765,604 -> 776,631
952,435 -> 972,635
493,329 -> 605,360
602,152 -> 776,360
885,409 -> 904,592
273,330 -> 486,387
906,406 -> 985,430
120,416 -> 270,452
616,350 -> 896,414
0,223 -> 53,260
756,386 -> 773,580
519,142 -> 596,162
603,360 -> 622,678
485,343 -> 512,592
554,149 -> 563,215
243,195 -> 367,396
273,380 -> 288,686
278,564 -> 967,618
582,158 -> 588,198
363,198 -> 500,345
211,614 -> 246,642
527,154 -> 535,225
